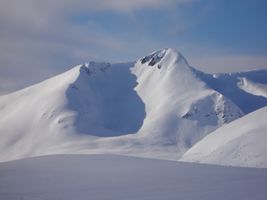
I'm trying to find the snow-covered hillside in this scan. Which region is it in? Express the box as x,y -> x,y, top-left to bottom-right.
1,154 -> 267,200
0,48 -> 266,165
181,106 -> 267,168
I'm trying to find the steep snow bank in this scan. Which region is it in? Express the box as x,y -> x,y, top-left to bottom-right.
181,106 -> 267,168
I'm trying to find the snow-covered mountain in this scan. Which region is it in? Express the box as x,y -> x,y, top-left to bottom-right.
180,105 -> 267,168
0,48 -> 266,165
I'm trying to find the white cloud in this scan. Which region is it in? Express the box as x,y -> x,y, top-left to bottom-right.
1,0 -> 192,13
0,0 -> 193,26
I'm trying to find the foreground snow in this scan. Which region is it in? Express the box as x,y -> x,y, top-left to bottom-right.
181,106 -> 267,168
0,154 -> 267,200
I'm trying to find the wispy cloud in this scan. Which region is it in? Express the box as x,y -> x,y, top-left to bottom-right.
0,0 -> 193,15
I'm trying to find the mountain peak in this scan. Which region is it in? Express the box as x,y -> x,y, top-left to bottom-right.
138,48 -> 189,69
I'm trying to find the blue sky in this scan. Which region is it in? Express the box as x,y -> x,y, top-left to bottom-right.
0,0 -> 267,94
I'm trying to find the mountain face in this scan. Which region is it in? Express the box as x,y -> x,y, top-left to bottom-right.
0,48 -> 266,166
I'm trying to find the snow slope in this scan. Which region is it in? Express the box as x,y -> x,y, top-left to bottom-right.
0,48 -> 266,165
181,106 -> 267,168
0,154 -> 267,200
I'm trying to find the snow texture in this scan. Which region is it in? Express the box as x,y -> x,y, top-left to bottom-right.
0,154 -> 267,200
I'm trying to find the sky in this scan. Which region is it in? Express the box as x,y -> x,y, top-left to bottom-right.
0,0 -> 267,94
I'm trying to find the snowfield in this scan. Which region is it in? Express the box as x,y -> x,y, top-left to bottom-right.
0,154 -> 267,200
0,48 -> 267,169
